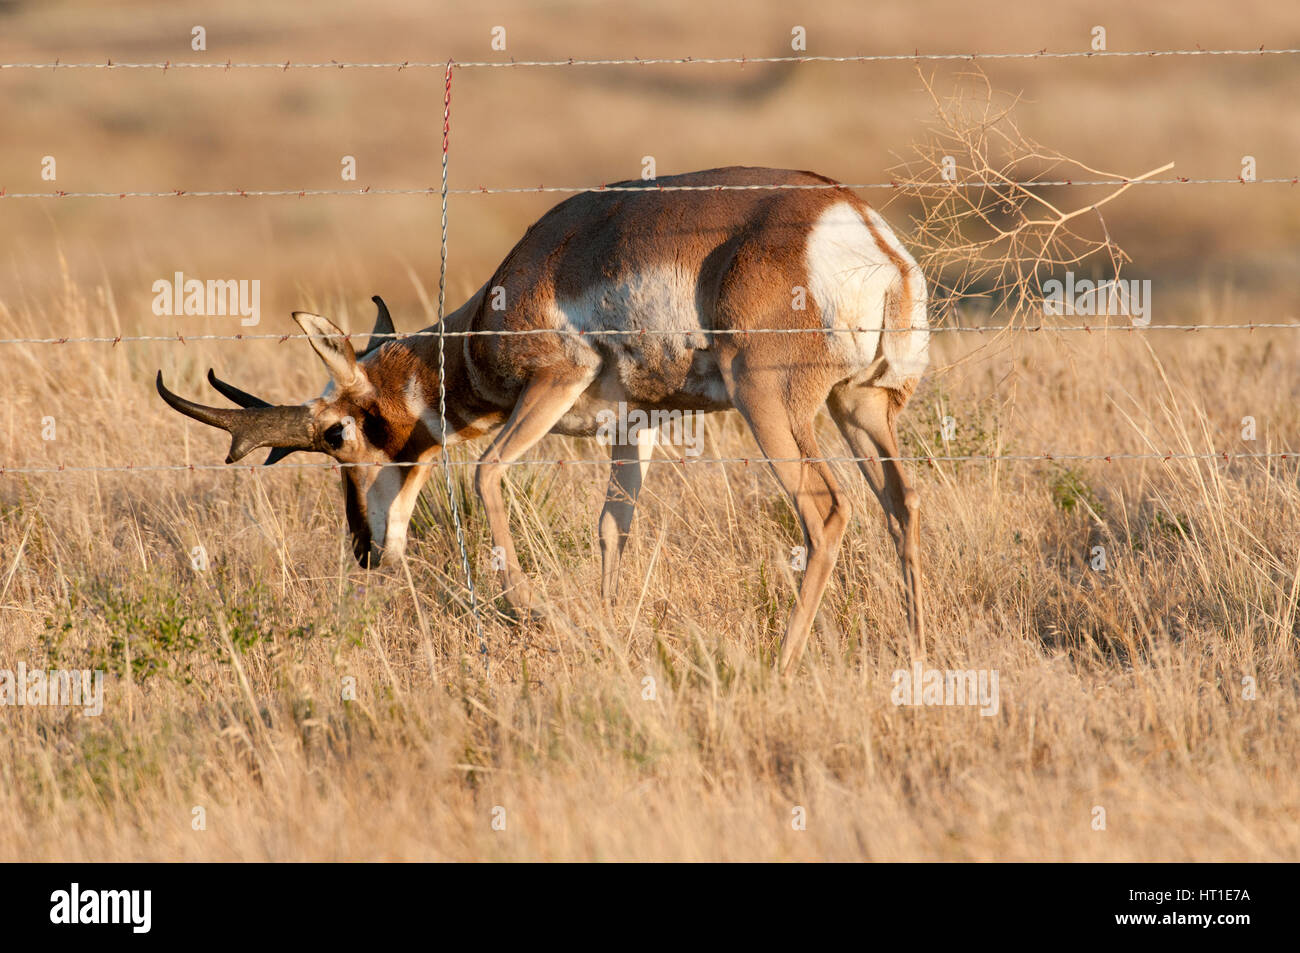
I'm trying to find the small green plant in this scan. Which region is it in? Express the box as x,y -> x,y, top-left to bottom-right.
1152,510 -> 1191,541
1050,467 -> 1104,516
762,496 -> 801,541
74,577 -> 316,685
898,387 -> 1003,468
220,599 -> 315,654
90,585 -> 200,683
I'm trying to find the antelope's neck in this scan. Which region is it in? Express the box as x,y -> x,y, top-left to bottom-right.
401,285 -> 506,446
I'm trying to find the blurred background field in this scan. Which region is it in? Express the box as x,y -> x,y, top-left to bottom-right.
2,0 -> 1298,323
0,1 -> 1297,861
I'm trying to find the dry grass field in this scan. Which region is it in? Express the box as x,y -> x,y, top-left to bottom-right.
0,1 -> 1298,861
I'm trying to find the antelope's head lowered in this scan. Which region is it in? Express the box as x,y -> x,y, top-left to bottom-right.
156,296 -> 440,568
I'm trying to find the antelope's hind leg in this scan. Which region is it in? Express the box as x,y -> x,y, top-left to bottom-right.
598,426 -> 656,605
827,380 -> 924,652
726,373 -> 852,675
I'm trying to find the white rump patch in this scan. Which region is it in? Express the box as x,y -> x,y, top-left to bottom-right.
804,203 -> 928,383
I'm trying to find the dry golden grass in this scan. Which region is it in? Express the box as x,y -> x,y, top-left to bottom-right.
0,273 -> 1297,861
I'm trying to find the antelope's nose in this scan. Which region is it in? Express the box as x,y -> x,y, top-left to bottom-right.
352,536 -> 382,569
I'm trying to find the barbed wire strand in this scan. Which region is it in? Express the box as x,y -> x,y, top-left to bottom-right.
431,62 -> 487,668
0,450 -> 1292,476
2,48 -> 1299,70
2,177 -> 1298,200
0,323 -> 1295,348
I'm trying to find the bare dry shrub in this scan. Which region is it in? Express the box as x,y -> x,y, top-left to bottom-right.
886,67 -> 1172,325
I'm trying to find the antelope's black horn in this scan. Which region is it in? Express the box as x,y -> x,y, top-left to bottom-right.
207,368 -> 272,409
156,371 -> 315,464
360,294 -> 396,357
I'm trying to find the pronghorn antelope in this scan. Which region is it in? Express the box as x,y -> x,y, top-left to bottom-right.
157,166 -> 928,672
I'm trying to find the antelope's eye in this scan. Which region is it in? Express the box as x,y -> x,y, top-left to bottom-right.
323,422 -> 347,450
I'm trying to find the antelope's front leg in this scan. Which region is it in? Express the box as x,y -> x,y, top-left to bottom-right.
598,427 -> 656,604
474,460 -> 536,613
473,369 -> 595,618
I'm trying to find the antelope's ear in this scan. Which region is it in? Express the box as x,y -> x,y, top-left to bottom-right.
292,312 -> 362,390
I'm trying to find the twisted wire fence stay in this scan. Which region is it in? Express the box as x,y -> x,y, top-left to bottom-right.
430,63 -> 487,666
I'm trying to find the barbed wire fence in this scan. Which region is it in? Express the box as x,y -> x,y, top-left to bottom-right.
2,175 -> 1298,200
2,47 -> 1299,69
0,450 -> 1291,477
3,46 -> 1299,652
